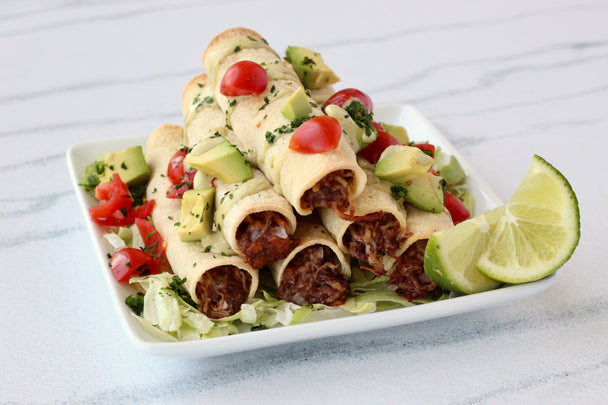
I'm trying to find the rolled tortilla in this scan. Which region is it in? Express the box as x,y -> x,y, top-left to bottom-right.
386,203 -> 454,301
145,124 -> 258,318
182,75 -> 299,269
201,27 -> 366,216
270,220 -> 351,306
319,172 -> 408,275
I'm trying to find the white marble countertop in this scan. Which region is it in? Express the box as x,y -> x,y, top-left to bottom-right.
1,0 -> 606,403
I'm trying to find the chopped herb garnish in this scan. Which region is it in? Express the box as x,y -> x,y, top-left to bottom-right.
390,185 -> 408,201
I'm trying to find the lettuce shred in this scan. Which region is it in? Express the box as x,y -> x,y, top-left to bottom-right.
126,267 -> 448,342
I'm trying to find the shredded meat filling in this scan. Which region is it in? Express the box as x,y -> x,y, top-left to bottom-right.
342,213 -> 406,276
387,239 -> 440,301
278,245 -> 349,306
300,170 -> 354,215
195,265 -> 252,319
236,211 -> 299,269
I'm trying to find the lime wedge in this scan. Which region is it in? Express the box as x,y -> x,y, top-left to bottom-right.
424,207 -> 504,294
476,155 -> 580,283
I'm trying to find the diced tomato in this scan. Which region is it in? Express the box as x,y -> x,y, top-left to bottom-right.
211,177 -> 218,189
357,130 -> 400,164
324,88 -> 374,112
445,191 -> 470,225
166,169 -> 196,199
130,200 -> 155,220
134,218 -> 165,259
109,247 -> 159,282
220,61 -> 268,97
412,143 -> 436,158
289,116 -> 342,154
372,121 -> 384,132
89,174 -> 134,226
167,149 -> 187,184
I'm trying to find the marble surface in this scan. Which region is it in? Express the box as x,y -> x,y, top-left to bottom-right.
1,0 -> 606,403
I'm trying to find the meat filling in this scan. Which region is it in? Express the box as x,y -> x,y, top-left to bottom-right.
236,211 -> 299,269
342,213 -> 406,276
278,245 -> 349,306
195,265 -> 252,319
388,239 -> 440,301
300,170 -> 355,214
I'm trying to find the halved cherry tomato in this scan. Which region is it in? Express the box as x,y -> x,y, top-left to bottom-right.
444,191 -> 470,225
220,61 -> 268,97
89,174 -> 133,226
109,247 -> 159,282
167,149 -> 187,184
324,88 -> 374,112
412,143 -> 435,158
357,130 -> 400,164
289,116 -> 342,154
166,169 -> 196,199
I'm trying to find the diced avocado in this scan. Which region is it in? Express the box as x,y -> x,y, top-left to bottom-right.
437,155 -> 466,185
98,145 -> 150,186
380,123 -> 409,144
185,140 -> 252,184
324,104 -> 366,152
80,159 -> 106,191
375,145 -> 433,183
117,226 -> 133,245
403,172 -> 446,213
177,188 -> 215,242
285,46 -> 340,89
281,86 -> 312,120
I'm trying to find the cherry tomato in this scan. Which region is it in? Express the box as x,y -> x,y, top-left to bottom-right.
357,130 -> 400,164
445,191 -> 470,225
130,200 -> 155,220
167,149 -> 187,184
166,169 -> 196,199
220,61 -> 268,97
109,247 -> 159,282
134,218 -> 169,272
89,174 -> 133,226
289,116 -> 342,154
412,143 -> 435,158
324,88 -> 374,112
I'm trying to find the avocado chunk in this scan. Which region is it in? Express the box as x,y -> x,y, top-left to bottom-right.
98,145 -> 151,186
380,123 -> 409,144
375,145 -> 433,183
185,140 -> 252,184
403,172 -> 446,213
281,86 -> 312,120
324,104 -> 366,152
285,46 -> 340,89
177,188 -> 215,242
437,155 -> 466,185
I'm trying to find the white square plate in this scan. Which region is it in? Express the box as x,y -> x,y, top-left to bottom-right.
66,104 -> 556,358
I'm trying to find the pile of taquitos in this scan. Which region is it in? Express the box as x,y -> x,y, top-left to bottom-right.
89,27 -> 469,336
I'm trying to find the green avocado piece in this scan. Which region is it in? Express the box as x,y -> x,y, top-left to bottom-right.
98,145 -> 150,186
177,188 -> 215,242
375,145 -> 433,183
380,123 -> 409,144
403,172 -> 446,213
324,104 -> 366,152
438,155 -> 466,185
280,86 -> 312,120
185,140 -> 252,184
285,46 -> 340,89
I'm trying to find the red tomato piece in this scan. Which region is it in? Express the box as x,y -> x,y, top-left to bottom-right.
412,143 -> 436,158
167,149 -> 187,184
89,174 -> 134,226
130,200 -> 155,220
444,191 -> 471,225
220,61 -> 268,97
289,116 -> 342,154
134,218 -> 169,272
109,247 -> 159,282
357,130 -> 400,164
324,88 -> 374,112
166,169 -> 196,199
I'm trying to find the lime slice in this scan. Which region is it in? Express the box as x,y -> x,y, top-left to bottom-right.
476,155 -> 580,283
424,207 -> 504,294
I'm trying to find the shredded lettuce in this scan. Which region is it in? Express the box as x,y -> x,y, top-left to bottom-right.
126,267 -> 449,341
